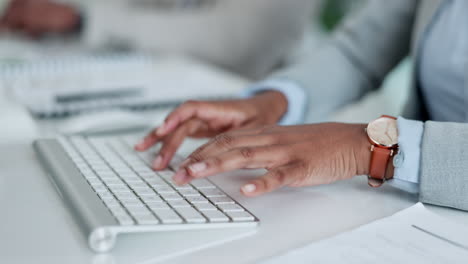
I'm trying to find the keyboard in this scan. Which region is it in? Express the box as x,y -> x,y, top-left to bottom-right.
1,54 -> 243,118
34,136 -> 258,253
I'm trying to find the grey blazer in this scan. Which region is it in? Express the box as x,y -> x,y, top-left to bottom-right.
273,0 -> 468,211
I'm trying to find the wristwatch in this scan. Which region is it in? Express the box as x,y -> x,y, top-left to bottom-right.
365,115 -> 399,187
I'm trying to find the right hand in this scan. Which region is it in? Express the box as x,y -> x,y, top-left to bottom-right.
134,91 -> 288,170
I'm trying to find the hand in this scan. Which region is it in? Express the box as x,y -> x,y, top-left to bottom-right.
135,91 -> 288,170
172,123 -> 372,197
1,0 -> 80,37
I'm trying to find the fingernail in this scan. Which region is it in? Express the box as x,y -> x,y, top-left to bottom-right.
242,184 -> 256,193
173,169 -> 189,184
152,155 -> 163,169
135,139 -> 147,149
188,162 -> 207,174
134,143 -> 143,150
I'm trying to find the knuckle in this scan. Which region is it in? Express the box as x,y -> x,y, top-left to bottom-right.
214,133 -> 235,149
210,157 -> 223,168
191,144 -> 206,156
239,147 -> 255,159
189,152 -> 204,163
272,169 -> 287,185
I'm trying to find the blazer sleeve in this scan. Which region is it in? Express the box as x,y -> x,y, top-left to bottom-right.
419,121 -> 468,211
270,0 -> 419,122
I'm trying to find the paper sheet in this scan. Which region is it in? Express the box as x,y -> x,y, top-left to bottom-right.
262,203 -> 468,264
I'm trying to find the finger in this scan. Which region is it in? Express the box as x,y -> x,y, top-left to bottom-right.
134,127 -> 162,151
172,167 -> 193,186
156,101 -> 219,137
184,145 -> 292,179
187,133 -> 280,166
180,126 -> 273,164
241,163 -> 303,197
153,119 -> 204,170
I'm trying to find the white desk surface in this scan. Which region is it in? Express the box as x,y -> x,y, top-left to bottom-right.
1,57 -> 468,264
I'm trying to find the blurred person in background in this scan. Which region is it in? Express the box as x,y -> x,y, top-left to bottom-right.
0,0 -> 324,79
135,0 -> 468,212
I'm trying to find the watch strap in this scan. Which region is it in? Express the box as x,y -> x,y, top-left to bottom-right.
368,147 -> 392,187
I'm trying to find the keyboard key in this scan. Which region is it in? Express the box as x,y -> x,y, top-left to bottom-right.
135,169 -> 154,176
135,215 -> 159,225
171,184 -> 194,190
131,185 -> 152,191
102,179 -> 124,186
147,202 -> 170,211
191,179 -> 216,189
128,208 -> 151,216
194,203 -> 218,211
145,178 -> 167,185
153,209 -> 183,224
128,182 -> 149,189
209,196 -> 235,205
176,207 -> 206,223
154,186 -> 176,194
202,210 -> 229,223
115,192 -> 137,201
87,178 -> 102,186
226,211 -> 255,222
187,196 -> 209,204
141,196 -> 163,204
110,207 -> 129,217
124,180 -> 144,186
160,193 -> 183,201
218,204 -> 245,212
168,200 -> 191,208
98,192 -> 114,200
148,202 -> 170,210
116,214 -> 134,226
104,199 -> 121,209
125,203 -> 147,211
111,186 -> 131,193
157,170 -> 174,179
179,189 -> 201,197
200,189 -> 226,197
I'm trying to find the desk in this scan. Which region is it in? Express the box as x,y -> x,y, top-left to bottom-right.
1,59 -> 468,264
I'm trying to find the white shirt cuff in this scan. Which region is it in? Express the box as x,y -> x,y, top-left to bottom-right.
387,117 -> 424,194
241,79 -> 308,125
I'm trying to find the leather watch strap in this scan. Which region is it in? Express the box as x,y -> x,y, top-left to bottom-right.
368,147 -> 392,187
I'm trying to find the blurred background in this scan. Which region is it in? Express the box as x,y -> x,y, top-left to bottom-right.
0,0 -> 410,143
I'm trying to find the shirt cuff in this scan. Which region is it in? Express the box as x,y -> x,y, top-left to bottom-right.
241,79 -> 308,125
387,117 -> 424,194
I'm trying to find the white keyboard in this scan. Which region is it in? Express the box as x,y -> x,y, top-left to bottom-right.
58,136 -> 257,226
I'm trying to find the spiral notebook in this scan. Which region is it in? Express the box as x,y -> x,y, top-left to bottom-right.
0,54 -> 246,118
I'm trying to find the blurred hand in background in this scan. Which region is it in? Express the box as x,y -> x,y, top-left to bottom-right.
0,0 -> 80,37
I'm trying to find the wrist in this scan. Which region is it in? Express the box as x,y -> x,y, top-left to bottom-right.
354,124 -> 372,176
354,124 -> 396,179
250,91 -> 288,124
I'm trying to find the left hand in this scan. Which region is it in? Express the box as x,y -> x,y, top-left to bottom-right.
172,123 -> 372,197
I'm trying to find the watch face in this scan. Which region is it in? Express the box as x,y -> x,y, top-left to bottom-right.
367,117 -> 398,147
